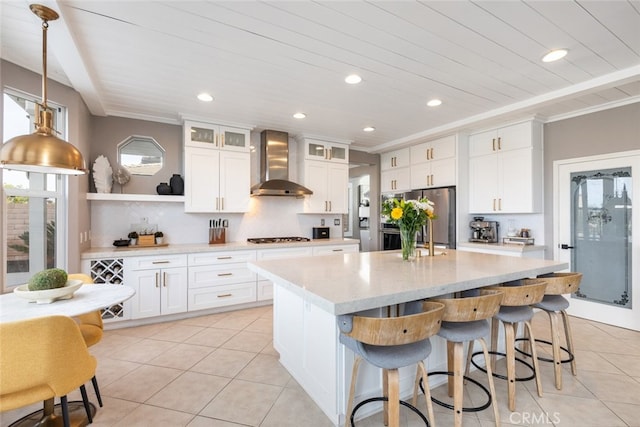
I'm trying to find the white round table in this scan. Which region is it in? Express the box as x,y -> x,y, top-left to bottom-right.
1,283 -> 135,427
1,283 -> 135,323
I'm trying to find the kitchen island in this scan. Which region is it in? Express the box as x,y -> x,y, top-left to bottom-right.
247,249 -> 567,426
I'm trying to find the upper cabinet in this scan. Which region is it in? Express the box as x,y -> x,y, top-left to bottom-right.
184,120 -> 250,152
381,148 -> 410,170
183,120 -> 252,213
468,121 -> 543,213
298,137 -> 350,214
381,148 -> 411,193
303,139 -> 348,163
410,135 -> 456,189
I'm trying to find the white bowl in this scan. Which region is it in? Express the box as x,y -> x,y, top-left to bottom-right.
14,279 -> 84,304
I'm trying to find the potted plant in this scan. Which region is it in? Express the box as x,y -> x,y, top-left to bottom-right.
127,231 -> 138,246
154,231 -> 164,245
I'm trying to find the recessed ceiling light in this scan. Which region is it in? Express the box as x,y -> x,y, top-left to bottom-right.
345,74 -> 362,84
197,93 -> 214,102
293,112 -> 306,119
542,49 -> 568,63
363,126 -> 375,132
427,99 -> 442,107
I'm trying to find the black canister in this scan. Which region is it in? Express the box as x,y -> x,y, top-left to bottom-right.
156,182 -> 172,195
170,174 -> 184,195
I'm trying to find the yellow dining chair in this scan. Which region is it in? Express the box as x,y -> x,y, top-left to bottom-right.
68,273 -> 104,407
0,315 -> 98,427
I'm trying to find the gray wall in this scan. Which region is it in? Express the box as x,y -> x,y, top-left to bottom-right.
90,116 -> 182,194
543,102 -> 640,252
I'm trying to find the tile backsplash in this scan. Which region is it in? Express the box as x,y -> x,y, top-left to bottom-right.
90,196 -> 342,247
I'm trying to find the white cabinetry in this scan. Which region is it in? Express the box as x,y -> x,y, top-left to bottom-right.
410,135 -> 456,189
302,160 -> 349,213
125,254 -> 188,319
184,121 -> 251,212
302,138 -> 348,163
187,250 -> 257,310
312,244 -> 359,256
468,121 -> 543,213
298,137 -> 350,214
381,148 -> 410,193
184,120 -> 251,152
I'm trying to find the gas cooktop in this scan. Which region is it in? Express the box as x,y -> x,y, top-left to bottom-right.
247,237 -> 311,244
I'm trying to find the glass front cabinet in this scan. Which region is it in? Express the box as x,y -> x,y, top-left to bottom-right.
184,120 -> 250,152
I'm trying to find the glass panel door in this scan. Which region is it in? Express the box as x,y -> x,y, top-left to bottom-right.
570,168 -> 631,307
556,152 -> 639,330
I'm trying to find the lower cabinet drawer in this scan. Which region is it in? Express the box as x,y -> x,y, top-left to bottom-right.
188,264 -> 256,288
188,283 -> 256,311
257,280 -> 273,301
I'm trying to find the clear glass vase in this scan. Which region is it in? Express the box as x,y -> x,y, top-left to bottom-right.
400,225 -> 418,261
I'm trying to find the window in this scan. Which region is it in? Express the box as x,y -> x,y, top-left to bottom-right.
2,91 -> 67,288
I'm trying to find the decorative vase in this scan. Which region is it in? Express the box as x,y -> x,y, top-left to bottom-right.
170,174 -> 184,195
156,182 -> 171,195
399,225 -> 418,261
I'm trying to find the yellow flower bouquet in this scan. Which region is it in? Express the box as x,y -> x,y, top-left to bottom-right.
381,197 -> 435,260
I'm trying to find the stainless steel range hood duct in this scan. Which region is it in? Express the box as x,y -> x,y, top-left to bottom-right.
251,130 -> 313,197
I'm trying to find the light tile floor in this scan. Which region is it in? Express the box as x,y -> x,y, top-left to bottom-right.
2,306 -> 640,426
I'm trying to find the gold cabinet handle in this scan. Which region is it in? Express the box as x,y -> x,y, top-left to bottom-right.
217,272 -> 233,277
217,293 -> 232,298
498,198 -> 502,210
155,272 -> 159,288
497,137 -> 501,150
221,197 -> 224,211
430,174 -> 434,186
493,198 -> 496,211
329,201 -> 332,211
217,256 -> 232,260
332,249 -> 343,252
163,271 -> 167,287
492,138 -> 496,151
221,134 -> 225,148
152,260 -> 170,264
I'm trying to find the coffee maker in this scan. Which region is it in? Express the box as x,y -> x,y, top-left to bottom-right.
469,219 -> 499,243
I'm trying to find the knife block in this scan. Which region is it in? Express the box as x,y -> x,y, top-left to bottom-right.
209,227 -> 226,244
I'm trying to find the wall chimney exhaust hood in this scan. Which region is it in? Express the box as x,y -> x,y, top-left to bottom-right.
251,130 -> 313,197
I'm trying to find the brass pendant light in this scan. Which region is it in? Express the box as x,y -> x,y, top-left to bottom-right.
0,4 -> 87,175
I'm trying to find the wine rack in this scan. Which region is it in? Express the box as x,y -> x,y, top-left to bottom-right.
89,258 -> 125,320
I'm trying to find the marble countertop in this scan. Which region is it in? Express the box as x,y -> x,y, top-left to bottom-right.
457,241 -> 546,252
1,284 -> 135,323
248,249 -> 568,315
81,238 -> 360,259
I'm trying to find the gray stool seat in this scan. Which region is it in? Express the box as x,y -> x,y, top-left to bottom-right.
534,294 -> 570,312
438,319 -> 489,342
495,305 -> 535,323
339,335 -> 432,370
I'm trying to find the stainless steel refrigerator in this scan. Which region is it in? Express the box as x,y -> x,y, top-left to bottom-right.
404,186 -> 456,249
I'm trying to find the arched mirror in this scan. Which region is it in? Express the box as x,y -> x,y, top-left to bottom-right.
117,135 -> 164,176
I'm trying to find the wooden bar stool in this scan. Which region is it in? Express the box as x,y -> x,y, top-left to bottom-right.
419,289 -> 503,427
522,272 -> 582,390
338,301 -> 445,427
470,280 -> 548,412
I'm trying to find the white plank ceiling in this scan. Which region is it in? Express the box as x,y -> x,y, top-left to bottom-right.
2,0 -> 639,152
